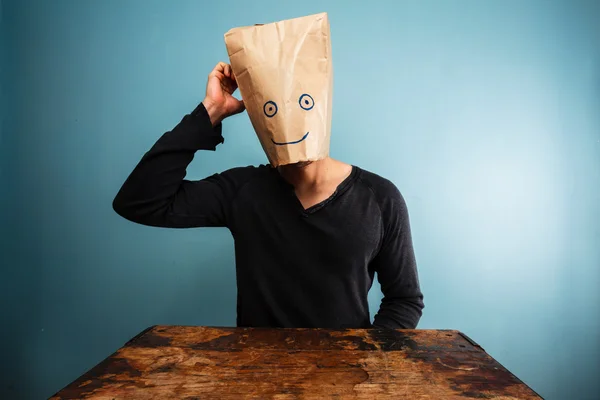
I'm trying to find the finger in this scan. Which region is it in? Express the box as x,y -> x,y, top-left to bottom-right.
220,76 -> 237,95
232,98 -> 245,114
210,61 -> 228,78
228,75 -> 239,92
224,64 -> 231,78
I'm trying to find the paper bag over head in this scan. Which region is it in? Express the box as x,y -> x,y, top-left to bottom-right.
224,12 -> 333,167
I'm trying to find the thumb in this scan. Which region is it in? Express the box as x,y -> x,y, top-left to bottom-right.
230,98 -> 245,115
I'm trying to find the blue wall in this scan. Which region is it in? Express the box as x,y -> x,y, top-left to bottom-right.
2,1 -> 599,399
1,0 -> 22,393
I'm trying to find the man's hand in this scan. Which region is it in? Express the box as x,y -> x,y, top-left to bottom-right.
202,62 -> 245,126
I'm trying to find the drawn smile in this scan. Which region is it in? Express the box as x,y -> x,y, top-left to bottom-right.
271,132 -> 310,146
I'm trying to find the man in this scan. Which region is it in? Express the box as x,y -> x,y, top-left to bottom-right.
114,12 -> 423,329
112,61 -> 424,329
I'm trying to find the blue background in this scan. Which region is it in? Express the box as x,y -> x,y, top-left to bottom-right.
1,0 -> 599,399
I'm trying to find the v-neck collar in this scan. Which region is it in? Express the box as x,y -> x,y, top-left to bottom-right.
272,165 -> 360,216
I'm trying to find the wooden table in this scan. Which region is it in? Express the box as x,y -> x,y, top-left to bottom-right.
51,326 -> 542,399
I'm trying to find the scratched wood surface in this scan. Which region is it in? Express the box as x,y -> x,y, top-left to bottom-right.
51,326 -> 542,399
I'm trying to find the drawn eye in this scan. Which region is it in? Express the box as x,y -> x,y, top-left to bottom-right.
299,94 -> 314,110
263,101 -> 278,117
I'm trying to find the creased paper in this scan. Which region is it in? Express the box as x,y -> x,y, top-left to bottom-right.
224,12 -> 333,167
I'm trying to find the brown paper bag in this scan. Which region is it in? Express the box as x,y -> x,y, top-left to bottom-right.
224,12 -> 333,167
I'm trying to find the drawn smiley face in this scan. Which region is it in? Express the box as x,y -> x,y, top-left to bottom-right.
263,94 -> 315,146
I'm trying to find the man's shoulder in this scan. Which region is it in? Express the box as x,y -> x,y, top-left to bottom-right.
353,166 -> 409,221
355,166 -> 403,200
218,163 -> 274,185
220,163 -> 272,178
216,163 -> 277,196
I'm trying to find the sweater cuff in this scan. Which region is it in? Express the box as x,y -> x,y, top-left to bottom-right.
189,102 -> 225,150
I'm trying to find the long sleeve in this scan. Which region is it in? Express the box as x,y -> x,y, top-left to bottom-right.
372,185 -> 424,329
112,103 -> 256,228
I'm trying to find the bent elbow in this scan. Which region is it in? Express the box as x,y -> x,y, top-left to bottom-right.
112,195 -> 126,218
112,194 -> 171,227
112,193 -> 135,221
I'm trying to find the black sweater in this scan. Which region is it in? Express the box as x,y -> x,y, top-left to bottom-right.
113,103 -> 424,329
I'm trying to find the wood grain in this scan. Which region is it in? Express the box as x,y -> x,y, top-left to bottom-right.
50,326 -> 542,399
